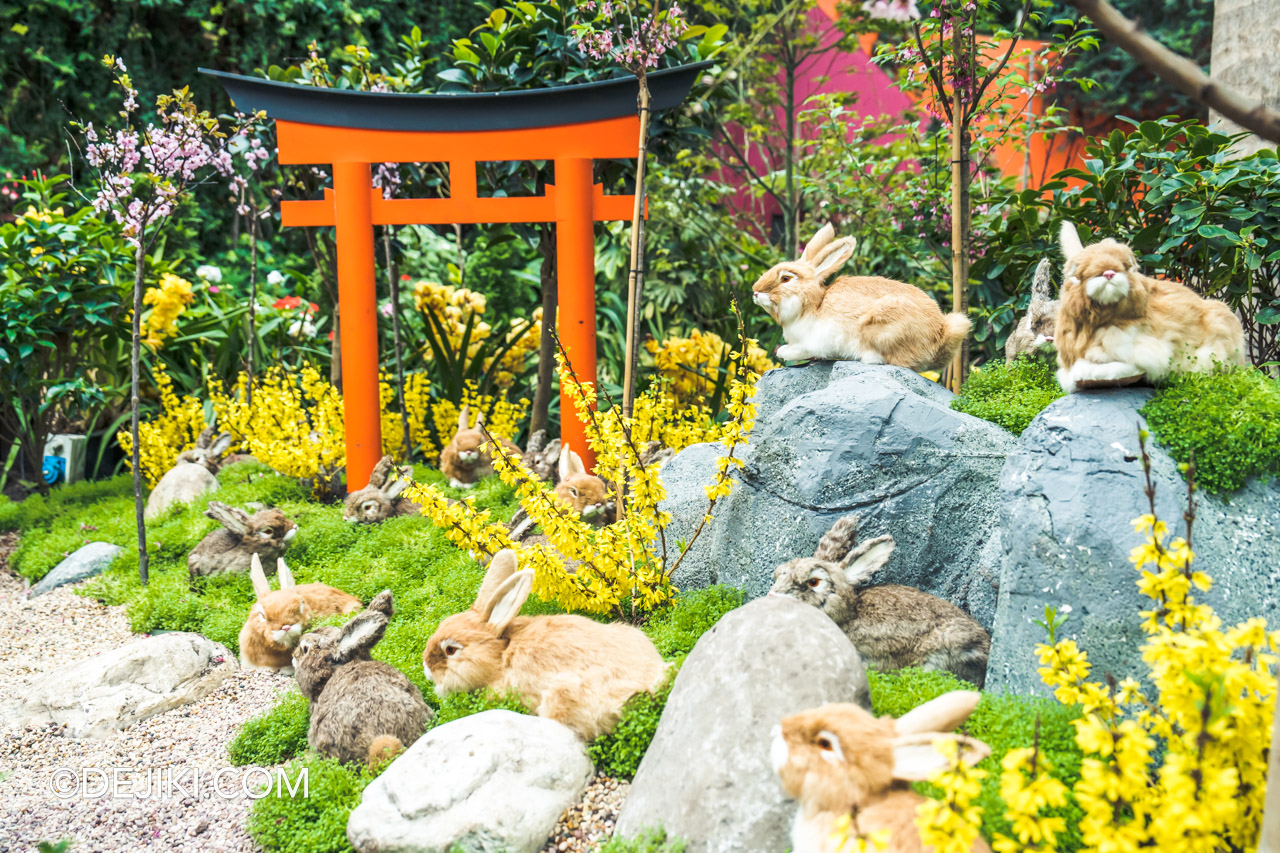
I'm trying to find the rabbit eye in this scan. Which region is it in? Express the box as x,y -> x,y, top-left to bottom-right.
441,640 -> 462,657
816,737 -> 833,750
780,271 -> 796,283
569,487 -> 579,498
807,578 -> 820,588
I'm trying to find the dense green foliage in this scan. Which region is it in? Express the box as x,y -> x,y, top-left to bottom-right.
433,689 -> 533,726
1141,367 -> 1280,495
599,829 -> 688,853
642,586 -> 745,658
951,357 -> 1064,435
588,663 -> 681,779
245,754 -> 372,853
228,691 -> 312,767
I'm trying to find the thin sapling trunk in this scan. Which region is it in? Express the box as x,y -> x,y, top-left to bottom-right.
384,225 -> 411,461
130,239 -> 149,585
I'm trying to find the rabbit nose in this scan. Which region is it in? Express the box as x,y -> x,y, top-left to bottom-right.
1102,270 -> 1115,279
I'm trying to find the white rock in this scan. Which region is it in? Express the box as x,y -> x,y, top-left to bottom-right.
145,463 -> 218,520
0,632 -> 237,737
348,710 -> 594,853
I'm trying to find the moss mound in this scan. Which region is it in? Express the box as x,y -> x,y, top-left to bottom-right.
951,357 -> 1064,436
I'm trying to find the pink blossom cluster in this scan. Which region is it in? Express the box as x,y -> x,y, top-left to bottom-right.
863,0 -> 920,21
573,1 -> 689,73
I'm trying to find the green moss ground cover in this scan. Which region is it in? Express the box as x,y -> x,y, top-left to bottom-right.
950,357 -> 1064,436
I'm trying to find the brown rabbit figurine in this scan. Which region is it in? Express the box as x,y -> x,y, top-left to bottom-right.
438,405 -> 523,489
342,455 -> 422,523
422,549 -> 666,740
188,501 -> 298,579
770,515 -> 990,687
1004,258 -> 1059,362
293,590 -> 434,767
773,691 -> 992,853
752,224 -> 970,369
554,444 -> 610,524
239,554 -> 362,675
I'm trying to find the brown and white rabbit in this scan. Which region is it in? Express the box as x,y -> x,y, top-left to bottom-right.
293,590 -> 433,767
342,455 -> 422,523
554,445 -> 610,524
438,405 -> 523,489
751,224 -> 971,369
1055,221 -> 1245,393
422,549 -> 666,740
769,515 -> 990,687
773,691 -> 992,853
187,501 -> 298,579
238,554 -> 362,675
1004,258 -> 1059,362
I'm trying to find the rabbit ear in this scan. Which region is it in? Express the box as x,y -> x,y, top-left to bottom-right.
840,535 -> 895,585
457,405 -> 471,433
368,455 -> 394,488
385,474 -> 411,500
894,690 -> 982,736
210,432 -> 234,457
482,570 -> 533,634
801,223 -> 836,261
206,502 -> 250,534
1059,221 -> 1085,263
812,237 -> 856,280
1032,258 -> 1054,300
891,732 -> 991,782
474,410 -> 486,429
814,515 -> 860,562
559,444 -> 586,480
195,426 -> 214,449
276,557 -> 296,589
475,549 -> 519,610
249,553 -> 272,598
334,611 -> 388,663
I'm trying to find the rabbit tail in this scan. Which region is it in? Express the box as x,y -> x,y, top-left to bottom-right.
932,313 -> 972,369
367,735 -> 404,768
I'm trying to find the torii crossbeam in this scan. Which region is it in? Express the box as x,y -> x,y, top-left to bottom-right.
204,64 -> 707,489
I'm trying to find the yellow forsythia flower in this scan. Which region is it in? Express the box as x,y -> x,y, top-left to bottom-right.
141,273 -> 195,349
117,363 -> 206,488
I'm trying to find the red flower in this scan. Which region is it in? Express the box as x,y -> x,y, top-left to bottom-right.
273,295 -> 302,310
308,302 -> 319,313
328,331 -> 335,341
400,274 -> 410,281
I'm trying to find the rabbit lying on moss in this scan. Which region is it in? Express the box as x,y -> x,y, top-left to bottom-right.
188,501 -> 297,579
342,455 -> 422,523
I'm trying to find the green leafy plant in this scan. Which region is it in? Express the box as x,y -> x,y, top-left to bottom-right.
432,689 -> 532,725
246,754 -> 371,853
588,663 -> 680,779
599,828 -> 688,853
228,691 -> 312,767
950,357 -> 1064,435
642,585 -> 745,657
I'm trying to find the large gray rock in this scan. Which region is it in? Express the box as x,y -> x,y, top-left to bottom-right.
347,710 -> 593,853
146,462 -> 218,520
616,596 -> 870,853
28,541 -> 123,597
662,362 -> 1015,629
987,390 -> 1280,695
0,632 -> 236,737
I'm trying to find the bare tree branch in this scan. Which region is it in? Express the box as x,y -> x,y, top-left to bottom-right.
1068,0 -> 1280,144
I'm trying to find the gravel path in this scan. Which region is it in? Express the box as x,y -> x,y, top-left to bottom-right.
542,776 -> 630,852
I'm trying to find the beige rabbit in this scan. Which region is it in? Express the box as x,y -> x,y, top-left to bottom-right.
769,515 -> 990,687
422,549 -> 666,740
238,554 -> 362,675
752,224 -> 970,369
554,444 -> 610,524
773,691 -> 992,853
438,405 -> 523,489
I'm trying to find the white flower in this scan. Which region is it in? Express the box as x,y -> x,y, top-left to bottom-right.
287,319 -> 317,338
863,0 -> 919,20
195,264 -> 222,283
267,270 -> 286,286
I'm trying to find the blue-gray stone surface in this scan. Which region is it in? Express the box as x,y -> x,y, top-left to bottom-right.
28,541 -> 123,597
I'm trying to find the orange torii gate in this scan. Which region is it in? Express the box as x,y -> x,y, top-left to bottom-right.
205,66 -> 706,489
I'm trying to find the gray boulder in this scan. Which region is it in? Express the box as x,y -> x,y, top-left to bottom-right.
661,362 -> 1015,629
28,541 -> 123,597
145,462 -> 218,520
0,632 -> 236,737
347,710 -> 593,853
987,389 -> 1280,695
616,596 -> 869,853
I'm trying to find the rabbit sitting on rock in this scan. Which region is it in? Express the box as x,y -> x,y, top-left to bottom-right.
188,501 -> 298,579
145,428 -> 234,520
293,590 -> 433,767
769,515 -> 990,687
773,691 -> 991,853
239,554 -> 362,675
342,456 -> 422,523
439,405 -> 523,489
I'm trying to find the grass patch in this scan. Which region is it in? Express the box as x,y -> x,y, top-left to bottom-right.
1142,366 -> 1280,494
246,754 -> 371,853
599,829 -> 687,852
229,690 -> 311,767
642,586 -> 745,657
588,661 -> 682,779
951,357 -> 1064,436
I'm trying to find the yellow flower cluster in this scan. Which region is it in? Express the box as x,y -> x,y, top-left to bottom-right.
626,386 -> 725,454
828,813 -> 891,853
992,748 -> 1068,853
431,390 -> 528,455
141,273 -> 195,350
116,363 -> 206,488
915,737 -> 987,853
389,374 -> 528,462
645,329 -> 775,409
411,279 -> 540,390
21,205 -> 65,223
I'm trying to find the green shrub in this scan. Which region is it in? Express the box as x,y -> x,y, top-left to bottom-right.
599,828 -> 687,853
1142,366 -> 1280,494
588,662 -> 682,779
229,691 -> 311,767
950,358 -> 1064,436
246,754 -> 370,853
643,586 -> 745,658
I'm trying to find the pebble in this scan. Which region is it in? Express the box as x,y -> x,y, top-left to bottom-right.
541,776 -> 630,853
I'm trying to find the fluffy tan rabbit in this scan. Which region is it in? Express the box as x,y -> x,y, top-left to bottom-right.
1004,258 -> 1059,362
1055,221 -> 1245,392
187,501 -> 298,579
769,515 -> 990,687
752,224 -> 970,369
238,554 -> 362,675
422,549 -> 666,740
438,405 -> 523,489
773,691 -> 991,853
342,455 -> 422,523
554,444 -> 610,524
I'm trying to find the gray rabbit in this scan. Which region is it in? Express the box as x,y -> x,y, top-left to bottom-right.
769,515 -> 990,687
1004,258 -> 1059,362
187,501 -> 298,579
342,456 -> 422,524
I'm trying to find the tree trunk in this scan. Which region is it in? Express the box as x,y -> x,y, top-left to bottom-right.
621,74 -> 652,421
130,240 -> 149,585
1259,678 -> 1280,852
530,223 -> 559,438
1211,0 -> 1280,156
330,307 -> 342,392
384,225 -> 411,461
247,209 -> 258,407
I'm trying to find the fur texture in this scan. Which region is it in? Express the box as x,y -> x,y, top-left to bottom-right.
342,455 -> 422,523
175,427 -> 234,474
238,554 -> 362,674
773,692 -> 991,853
422,549 -> 666,740
1055,221 -> 1245,393
188,502 -> 298,579
553,445 -> 611,524
752,224 -> 971,369
438,405 -> 523,489
520,429 -> 564,483
293,590 -> 432,767
770,515 -> 990,687
1004,258 -> 1060,361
